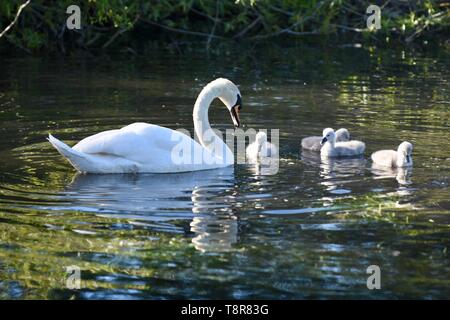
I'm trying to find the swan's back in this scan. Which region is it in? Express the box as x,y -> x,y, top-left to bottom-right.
333,140 -> 366,157
74,122 -> 196,156
301,136 -> 322,151
335,128 -> 350,142
371,149 -> 397,167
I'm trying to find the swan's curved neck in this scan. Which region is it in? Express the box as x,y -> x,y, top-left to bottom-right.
193,87 -> 233,163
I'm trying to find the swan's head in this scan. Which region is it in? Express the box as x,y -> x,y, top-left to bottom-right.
336,128 -> 350,142
211,78 -> 242,128
397,141 -> 413,166
321,128 -> 335,145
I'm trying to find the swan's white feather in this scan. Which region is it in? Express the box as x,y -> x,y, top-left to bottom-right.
320,128 -> 365,158
371,150 -> 397,167
331,140 -> 366,157
49,123 -> 226,173
74,123 -> 186,162
48,134 -> 140,173
301,136 -> 322,151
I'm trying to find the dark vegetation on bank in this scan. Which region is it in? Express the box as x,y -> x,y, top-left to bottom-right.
0,0 -> 449,55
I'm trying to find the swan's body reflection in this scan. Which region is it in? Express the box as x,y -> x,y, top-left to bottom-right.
371,163 -> 413,185
65,168 -> 238,252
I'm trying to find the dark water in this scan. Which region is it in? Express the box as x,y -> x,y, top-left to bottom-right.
0,43 -> 449,299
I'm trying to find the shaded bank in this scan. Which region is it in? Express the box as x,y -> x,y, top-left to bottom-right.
0,0 -> 449,54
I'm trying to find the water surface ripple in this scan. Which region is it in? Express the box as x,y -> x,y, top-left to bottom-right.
0,46 -> 449,299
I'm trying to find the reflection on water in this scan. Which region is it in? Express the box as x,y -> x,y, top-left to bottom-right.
0,44 -> 450,299
302,150 -> 367,194
319,157 -> 366,193
67,169 -> 238,252
371,163 -> 413,186
248,159 -> 280,176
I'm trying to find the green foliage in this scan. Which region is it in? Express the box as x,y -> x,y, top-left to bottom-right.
0,0 -> 449,53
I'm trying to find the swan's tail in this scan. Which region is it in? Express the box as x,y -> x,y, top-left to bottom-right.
47,134 -> 92,172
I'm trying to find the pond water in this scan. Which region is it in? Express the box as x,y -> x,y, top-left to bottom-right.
0,43 -> 449,299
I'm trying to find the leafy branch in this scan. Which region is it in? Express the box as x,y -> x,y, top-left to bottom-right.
0,0 -> 31,39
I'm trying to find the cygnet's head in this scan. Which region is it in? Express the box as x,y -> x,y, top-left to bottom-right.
256,131 -> 267,144
321,128 -> 336,145
397,141 -> 413,166
335,128 -> 350,142
208,78 -> 242,127
256,131 -> 267,152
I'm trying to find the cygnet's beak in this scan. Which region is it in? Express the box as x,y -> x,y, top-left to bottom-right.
321,137 -> 327,145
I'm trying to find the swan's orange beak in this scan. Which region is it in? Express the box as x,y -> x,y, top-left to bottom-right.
230,95 -> 242,128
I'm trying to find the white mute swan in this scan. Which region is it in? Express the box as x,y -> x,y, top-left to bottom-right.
320,128 -> 365,158
371,141 -> 413,168
246,131 -> 278,163
301,128 -> 350,151
48,78 -> 242,173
